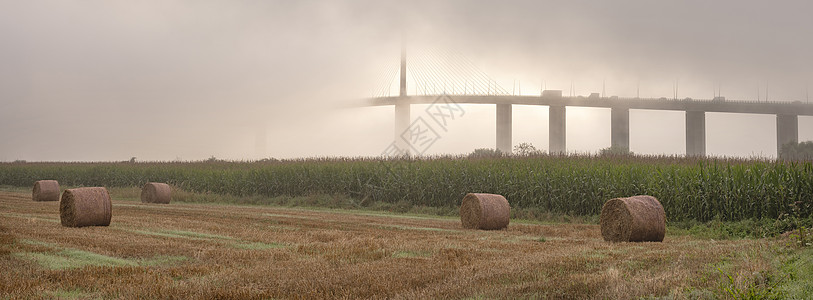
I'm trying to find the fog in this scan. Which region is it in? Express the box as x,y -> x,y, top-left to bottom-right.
1,0 -> 812,161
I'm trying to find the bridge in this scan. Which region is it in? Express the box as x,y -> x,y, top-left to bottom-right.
361,45 -> 813,157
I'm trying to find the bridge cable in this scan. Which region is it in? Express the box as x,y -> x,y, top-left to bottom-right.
372,58 -> 399,98
369,59 -> 393,97
434,49 -> 508,95
419,46 -> 474,95
407,50 -> 435,96
413,47 -> 449,95
433,46 -> 491,95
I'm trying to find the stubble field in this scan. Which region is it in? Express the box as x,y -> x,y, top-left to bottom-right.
0,189 -> 791,299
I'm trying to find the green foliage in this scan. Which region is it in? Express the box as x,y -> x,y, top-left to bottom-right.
468,148 -> 504,158
513,142 -> 544,156
599,146 -> 634,156
780,141 -> 813,161
787,227 -> 811,248
776,248 -> 813,298
717,268 -> 785,300
669,216 -> 813,240
0,155 -> 811,224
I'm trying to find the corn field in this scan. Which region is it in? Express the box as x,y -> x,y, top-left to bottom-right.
1,155 -> 811,222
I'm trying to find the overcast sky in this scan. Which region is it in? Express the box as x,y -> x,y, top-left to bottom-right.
1,0 -> 811,161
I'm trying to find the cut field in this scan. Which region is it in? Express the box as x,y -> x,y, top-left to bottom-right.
0,190 -> 789,299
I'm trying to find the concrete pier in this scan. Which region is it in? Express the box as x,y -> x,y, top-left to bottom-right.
611,107 -> 629,150
776,114 -> 798,157
496,103 -> 512,154
549,105 -> 566,154
685,111 -> 706,157
394,101 -> 411,153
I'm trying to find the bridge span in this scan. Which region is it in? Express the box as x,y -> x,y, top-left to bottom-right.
363,93 -> 812,157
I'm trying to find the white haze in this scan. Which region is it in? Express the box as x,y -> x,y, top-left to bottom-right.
0,0 -> 811,161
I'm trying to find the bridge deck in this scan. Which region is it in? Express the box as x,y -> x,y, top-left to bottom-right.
364,95 -> 813,116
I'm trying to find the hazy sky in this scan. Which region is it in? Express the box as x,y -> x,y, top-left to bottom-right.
1,0 -> 812,161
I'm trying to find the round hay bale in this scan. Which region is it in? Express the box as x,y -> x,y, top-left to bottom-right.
32,180 -> 60,202
460,193 -> 510,230
141,182 -> 171,204
60,187 -> 112,227
600,195 -> 666,242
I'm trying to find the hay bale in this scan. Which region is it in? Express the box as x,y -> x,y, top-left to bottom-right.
32,180 -> 60,202
141,182 -> 171,204
600,195 -> 666,242
60,187 -> 112,227
460,193 -> 510,230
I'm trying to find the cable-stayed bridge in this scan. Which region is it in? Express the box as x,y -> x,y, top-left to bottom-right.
360,45 -> 813,157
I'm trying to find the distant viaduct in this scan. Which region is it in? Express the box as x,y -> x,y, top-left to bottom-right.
364,92 -> 813,157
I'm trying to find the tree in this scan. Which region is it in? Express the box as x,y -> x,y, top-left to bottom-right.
468,148 -> 504,158
780,141 -> 813,161
599,146 -> 634,156
513,142 -> 544,156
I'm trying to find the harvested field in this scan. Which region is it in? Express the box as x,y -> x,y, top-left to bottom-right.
0,189 -> 790,299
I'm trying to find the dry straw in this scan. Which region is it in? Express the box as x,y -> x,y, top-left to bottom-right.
60,187 -> 112,227
141,182 -> 171,204
600,195 -> 666,242
32,180 -> 59,202
460,193 -> 510,230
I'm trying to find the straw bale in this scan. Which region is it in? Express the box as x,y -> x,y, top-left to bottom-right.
141,182 -> 171,204
32,180 -> 59,202
60,187 -> 112,227
460,193 -> 510,230
600,195 -> 665,242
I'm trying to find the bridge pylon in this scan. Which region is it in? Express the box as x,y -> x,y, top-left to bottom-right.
394,42 -> 411,154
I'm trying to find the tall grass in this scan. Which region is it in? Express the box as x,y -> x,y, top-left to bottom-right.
1,155 -> 810,222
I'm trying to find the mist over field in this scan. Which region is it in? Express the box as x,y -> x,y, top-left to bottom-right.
1,0 -> 812,161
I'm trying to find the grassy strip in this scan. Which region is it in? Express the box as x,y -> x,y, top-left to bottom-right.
1,155 -> 811,223
0,213 -> 60,223
5,186 -> 805,240
391,250 -> 432,258
776,247 -> 813,297
123,228 -> 287,251
173,191 -> 809,240
158,229 -> 232,240
16,239 -> 190,270
232,242 -> 285,250
668,218 -> 813,240
47,288 -> 90,299
374,224 -> 457,232
15,249 -> 137,269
